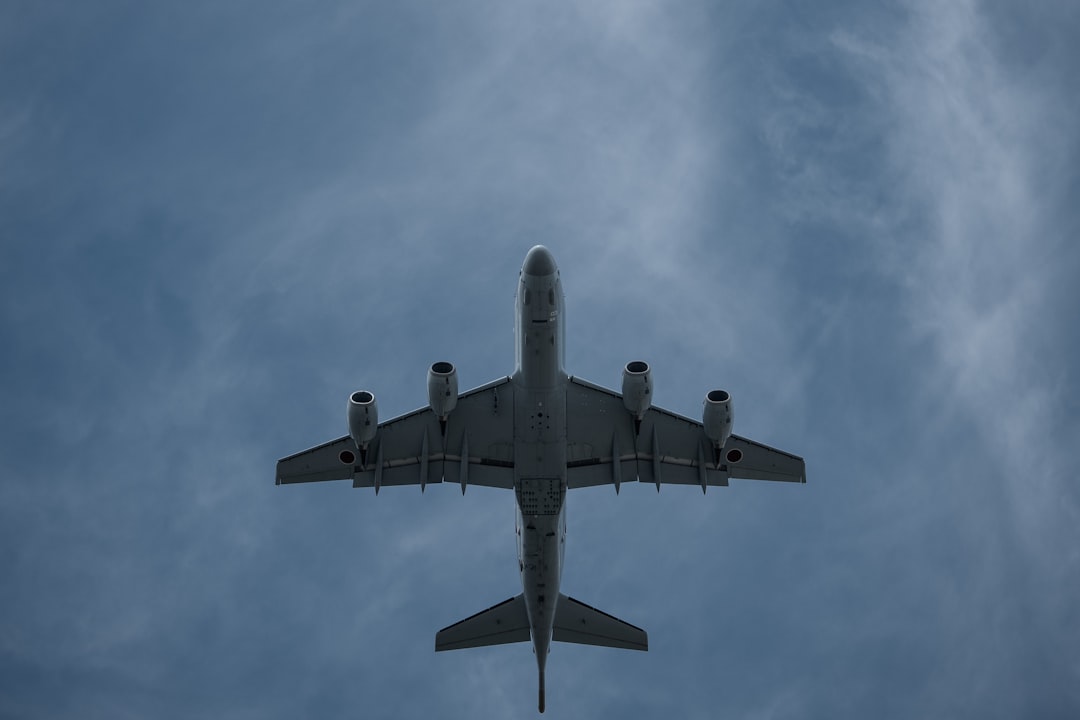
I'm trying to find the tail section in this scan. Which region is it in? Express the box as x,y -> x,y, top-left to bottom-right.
552,594 -> 648,651
435,594 -> 531,651
436,593 -> 643,712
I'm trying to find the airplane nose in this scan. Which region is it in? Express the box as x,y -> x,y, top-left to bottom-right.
523,246 -> 557,276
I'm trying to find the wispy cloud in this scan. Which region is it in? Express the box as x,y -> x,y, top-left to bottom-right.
4,1 -> 1078,717
836,0 -> 1079,706
840,1 -> 1078,558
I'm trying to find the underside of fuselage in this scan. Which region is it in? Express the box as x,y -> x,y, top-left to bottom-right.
514,246 -> 568,712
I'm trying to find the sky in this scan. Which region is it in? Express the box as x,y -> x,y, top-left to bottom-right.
2,1 -> 1079,717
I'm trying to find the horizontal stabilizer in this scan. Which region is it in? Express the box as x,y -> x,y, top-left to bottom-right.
436,594 -> 531,651
553,594 -> 648,651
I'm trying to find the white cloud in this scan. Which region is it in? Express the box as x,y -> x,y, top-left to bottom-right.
820,0 -> 1080,699
853,0 -> 1077,552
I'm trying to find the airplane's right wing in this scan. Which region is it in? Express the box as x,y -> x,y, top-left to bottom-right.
565,376 -> 805,491
276,377 -> 516,490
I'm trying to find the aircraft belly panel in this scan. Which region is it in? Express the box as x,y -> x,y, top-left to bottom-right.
517,476 -> 564,516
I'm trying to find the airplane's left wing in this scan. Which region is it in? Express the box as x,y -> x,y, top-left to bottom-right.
276,377 -> 516,490
565,376 -> 805,491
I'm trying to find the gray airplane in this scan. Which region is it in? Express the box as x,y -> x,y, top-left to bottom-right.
276,245 -> 805,712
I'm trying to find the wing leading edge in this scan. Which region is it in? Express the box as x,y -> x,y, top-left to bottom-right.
276,377 -> 516,490
565,376 -> 805,490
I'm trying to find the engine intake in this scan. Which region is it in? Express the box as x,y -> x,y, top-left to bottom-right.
427,361 -> 458,419
347,390 -> 378,449
621,360 -> 652,419
702,389 -> 734,448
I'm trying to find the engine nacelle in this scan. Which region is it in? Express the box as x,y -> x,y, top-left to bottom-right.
702,389 -> 734,448
427,361 -> 458,418
621,360 -> 652,419
347,390 -> 378,448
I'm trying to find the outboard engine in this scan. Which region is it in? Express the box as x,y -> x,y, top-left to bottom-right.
621,361 -> 652,426
347,390 -> 378,450
702,389 -> 733,450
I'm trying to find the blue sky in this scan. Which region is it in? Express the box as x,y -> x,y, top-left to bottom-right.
3,1 -> 1078,717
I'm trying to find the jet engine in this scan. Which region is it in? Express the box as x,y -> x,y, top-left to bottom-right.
702,389 -> 734,449
427,361 -> 459,419
347,390 -> 378,449
621,361 -> 652,419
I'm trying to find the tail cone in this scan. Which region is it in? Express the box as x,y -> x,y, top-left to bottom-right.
538,670 -> 545,713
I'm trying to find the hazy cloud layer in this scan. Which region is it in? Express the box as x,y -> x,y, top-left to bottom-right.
3,1 -> 1077,717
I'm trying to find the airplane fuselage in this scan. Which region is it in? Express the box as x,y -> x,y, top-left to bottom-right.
512,246 -> 568,698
